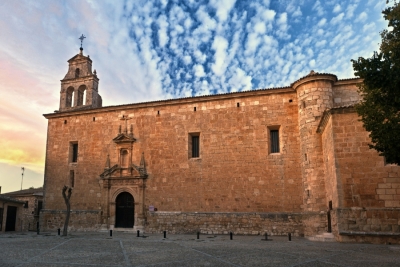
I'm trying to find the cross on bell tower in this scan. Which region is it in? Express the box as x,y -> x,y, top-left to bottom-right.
79,34 -> 86,55
58,34 -> 102,111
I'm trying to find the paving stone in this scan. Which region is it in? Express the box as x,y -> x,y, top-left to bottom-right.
1,232 -> 399,267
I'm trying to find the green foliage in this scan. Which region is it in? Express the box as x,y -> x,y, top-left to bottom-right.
351,1 -> 400,165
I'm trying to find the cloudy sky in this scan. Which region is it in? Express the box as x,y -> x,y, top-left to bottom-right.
0,0 -> 389,193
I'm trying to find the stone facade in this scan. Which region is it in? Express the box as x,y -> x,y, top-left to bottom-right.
2,188 -> 43,231
0,195 -> 25,232
41,50 -> 400,243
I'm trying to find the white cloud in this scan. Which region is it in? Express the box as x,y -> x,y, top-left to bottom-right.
346,4 -> 358,19
312,1 -> 325,16
331,13 -> 344,25
183,55 -> 192,65
356,12 -> 368,23
211,36 -> 229,76
229,67 -> 252,92
363,22 -> 375,32
210,0 -> 236,22
196,7 -> 217,31
317,18 -> 327,27
193,50 -> 207,63
263,9 -> 276,21
194,64 -> 206,77
246,33 -> 261,55
254,22 -> 266,34
333,4 -> 341,13
315,40 -> 327,47
157,15 -> 169,47
292,7 -> 302,18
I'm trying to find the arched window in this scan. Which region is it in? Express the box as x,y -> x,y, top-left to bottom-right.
121,149 -> 129,167
66,87 -> 74,107
75,68 -> 80,78
77,85 -> 87,106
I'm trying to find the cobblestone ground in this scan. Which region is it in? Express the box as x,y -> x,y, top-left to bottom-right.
0,232 -> 399,267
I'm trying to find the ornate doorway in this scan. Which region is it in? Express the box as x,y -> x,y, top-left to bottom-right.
115,192 -> 134,228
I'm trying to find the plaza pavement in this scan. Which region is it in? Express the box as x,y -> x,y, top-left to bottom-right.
0,231 -> 399,267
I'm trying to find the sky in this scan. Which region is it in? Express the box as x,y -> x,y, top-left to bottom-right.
0,0 -> 390,193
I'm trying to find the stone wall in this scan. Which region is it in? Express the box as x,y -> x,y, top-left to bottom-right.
0,201 -> 24,232
331,111 -> 400,208
332,79 -> 362,107
145,211 -> 327,237
15,195 -> 42,231
336,207 -> 400,244
40,209 -> 101,232
44,88 -> 304,216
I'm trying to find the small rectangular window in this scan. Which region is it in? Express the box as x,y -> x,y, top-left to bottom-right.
70,170 -> 75,188
192,136 -> 199,157
71,142 -> 78,162
270,129 -> 280,153
188,133 -> 200,158
24,201 -> 29,208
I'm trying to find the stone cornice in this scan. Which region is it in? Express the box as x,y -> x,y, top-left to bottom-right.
291,72 -> 338,91
334,78 -> 363,86
61,75 -> 99,83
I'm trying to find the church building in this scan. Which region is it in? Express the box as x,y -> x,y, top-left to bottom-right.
41,47 -> 400,243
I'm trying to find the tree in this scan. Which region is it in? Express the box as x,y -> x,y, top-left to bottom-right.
62,185 -> 72,236
351,1 -> 400,165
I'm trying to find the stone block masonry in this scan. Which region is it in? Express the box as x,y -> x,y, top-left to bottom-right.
40,210 -> 101,232
145,211 -> 327,237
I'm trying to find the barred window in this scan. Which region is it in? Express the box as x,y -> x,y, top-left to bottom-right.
268,127 -> 280,154
192,136 -> 199,157
189,133 -> 200,158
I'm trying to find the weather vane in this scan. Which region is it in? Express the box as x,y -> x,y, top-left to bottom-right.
79,34 -> 86,49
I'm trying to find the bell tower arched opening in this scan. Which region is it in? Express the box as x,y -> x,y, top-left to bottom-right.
115,192 -> 134,228
77,85 -> 87,106
66,87 -> 74,107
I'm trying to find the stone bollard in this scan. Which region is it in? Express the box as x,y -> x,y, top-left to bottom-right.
110,230 -> 113,237
137,230 -> 140,237
163,231 -> 166,239
230,232 -> 233,240
197,232 -> 200,239
261,232 -> 272,241
288,233 -> 291,241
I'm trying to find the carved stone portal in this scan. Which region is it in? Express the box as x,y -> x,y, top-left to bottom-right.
99,125 -> 147,232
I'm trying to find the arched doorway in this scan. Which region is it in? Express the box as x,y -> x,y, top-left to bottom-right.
115,192 -> 134,228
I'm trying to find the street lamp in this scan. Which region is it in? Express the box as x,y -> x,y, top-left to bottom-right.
21,167 -> 25,190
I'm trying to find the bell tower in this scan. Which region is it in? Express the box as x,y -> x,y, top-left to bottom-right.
59,35 -> 102,111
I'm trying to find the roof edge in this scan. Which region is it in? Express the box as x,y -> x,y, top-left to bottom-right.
44,86 -> 294,118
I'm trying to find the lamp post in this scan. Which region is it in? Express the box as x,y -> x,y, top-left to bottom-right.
21,167 -> 25,190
